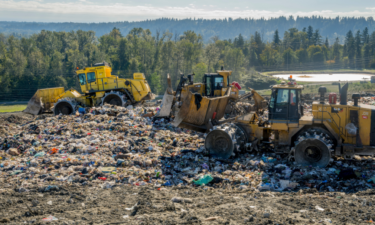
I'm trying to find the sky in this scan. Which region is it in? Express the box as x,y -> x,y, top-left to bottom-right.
0,0 -> 374,22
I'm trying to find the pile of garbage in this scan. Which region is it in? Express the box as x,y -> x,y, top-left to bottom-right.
0,104 -> 375,193
361,96 -> 375,105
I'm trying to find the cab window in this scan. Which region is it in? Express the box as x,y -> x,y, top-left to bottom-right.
214,76 -> 224,89
290,90 -> 297,106
276,89 -> 289,104
269,89 -> 276,108
87,72 -> 96,83
78,73 -> 86,85
206,76 -> 212,96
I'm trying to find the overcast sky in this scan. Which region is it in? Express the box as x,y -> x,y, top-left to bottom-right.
0,0 -> 374,22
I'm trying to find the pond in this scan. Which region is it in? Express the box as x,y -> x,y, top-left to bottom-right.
272,74 -> 373,82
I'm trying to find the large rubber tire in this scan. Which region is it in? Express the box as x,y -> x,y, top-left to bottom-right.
54,101 -> 74,115
103,94 -> 123,106
294,129 -> 332,167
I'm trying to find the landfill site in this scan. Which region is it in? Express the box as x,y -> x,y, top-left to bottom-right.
2,67 -> 375,225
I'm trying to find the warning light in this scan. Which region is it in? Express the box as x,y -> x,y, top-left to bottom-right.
76,67 -> 79,70
290,75 -> 293,79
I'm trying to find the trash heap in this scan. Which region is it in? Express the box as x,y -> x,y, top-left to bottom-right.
361,96 -> 375,105
0,104 -> 375,193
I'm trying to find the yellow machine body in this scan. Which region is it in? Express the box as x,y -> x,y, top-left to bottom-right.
312,103 -> 373,146
243,82 -> 375,163
181,70 -> 239,98
172,86 -> 232,132
24,62 -> 154,115
76,65 -> 153,102
167,69 -> 244,131
197,78 -> 375,166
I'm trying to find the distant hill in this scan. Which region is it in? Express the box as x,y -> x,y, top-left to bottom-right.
1,16 -> 374,42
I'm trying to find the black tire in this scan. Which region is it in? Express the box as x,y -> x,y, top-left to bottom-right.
294,136 -> 331,168
54,102 -> 74,115
103,94 -> 123,106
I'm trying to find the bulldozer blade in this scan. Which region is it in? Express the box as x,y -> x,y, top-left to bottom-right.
155,73 -> 174,118
172,90 -> 192,127
23,87 -> 65,115
24,95 -> 43,115
156,90 -> 174,117
172,87 -> 231,131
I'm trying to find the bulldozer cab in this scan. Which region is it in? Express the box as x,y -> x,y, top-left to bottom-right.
203,69 -> 232,97
204,74 -> 227,96
269,81 -> 304,122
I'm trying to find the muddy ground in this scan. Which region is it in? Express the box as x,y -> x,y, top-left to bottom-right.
1,112 -> 375,224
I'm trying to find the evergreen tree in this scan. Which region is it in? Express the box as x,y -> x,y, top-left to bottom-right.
355,30 -> 362,67
307,26 -> 314,45
362,27 -> 369,44
313,29 -> 322,45
333,37 -> 341,62
273,30 -> 280,48
345,30 -> 355,68
325,37 -> 329,48
235,34 -> 244,48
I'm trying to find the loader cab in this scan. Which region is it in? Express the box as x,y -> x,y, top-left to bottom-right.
269,81 -> 304,122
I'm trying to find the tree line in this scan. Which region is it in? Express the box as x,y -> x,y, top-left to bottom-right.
0,26 -> 375,99
1,16 -> 374,43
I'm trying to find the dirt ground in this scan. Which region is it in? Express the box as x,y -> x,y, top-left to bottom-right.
1,183 -> 375,225
0,111 -> 35,123
1,112 -> 375,224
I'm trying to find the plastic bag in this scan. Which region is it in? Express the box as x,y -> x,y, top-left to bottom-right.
34,152 -> 45,158
193,174 -> 213,186
345,123 -> 357,135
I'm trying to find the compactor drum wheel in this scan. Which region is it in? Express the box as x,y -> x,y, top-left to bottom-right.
205,129 -> 234,159
101,92 -> 127,107
292,128 -> 334,167
205,124 -> 248,159
53,99 -> 76,115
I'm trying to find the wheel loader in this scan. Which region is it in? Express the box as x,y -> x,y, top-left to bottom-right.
24,62 -> 155,115
163,73 -> 375,167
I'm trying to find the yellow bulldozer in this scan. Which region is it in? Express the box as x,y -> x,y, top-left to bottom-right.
162,72 -> 375,167
24,62 -> 154,115
157,67 -> 266,131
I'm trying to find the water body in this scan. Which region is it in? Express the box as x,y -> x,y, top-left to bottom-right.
272,74 -> 373,82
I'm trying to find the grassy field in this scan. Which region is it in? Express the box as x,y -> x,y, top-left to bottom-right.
0,104 -> 27,113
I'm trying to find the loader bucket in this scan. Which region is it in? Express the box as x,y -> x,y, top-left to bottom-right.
172,87 -> 232,132
24,87 -> 65,115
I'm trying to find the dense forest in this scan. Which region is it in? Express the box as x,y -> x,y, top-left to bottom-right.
1,25 -> 375,101
1,16 -> 374,43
